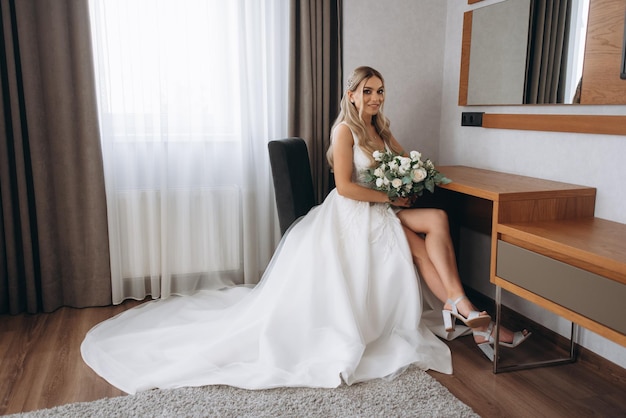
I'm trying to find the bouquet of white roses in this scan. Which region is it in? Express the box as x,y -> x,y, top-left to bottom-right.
363,150 -> 451,200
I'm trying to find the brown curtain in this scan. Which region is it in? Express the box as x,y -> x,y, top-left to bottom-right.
525,0 -> 572,104
288,0 -> 342,203
0,0 -> 111,314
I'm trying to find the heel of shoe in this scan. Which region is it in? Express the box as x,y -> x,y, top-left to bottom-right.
477,342 -> 495,362
442,309 -> 455,332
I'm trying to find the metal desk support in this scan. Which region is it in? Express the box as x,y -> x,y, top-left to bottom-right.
493,286 -> 577,374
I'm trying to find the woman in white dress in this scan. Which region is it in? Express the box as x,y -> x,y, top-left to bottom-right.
329,66 -> 529,362
81,66 -> 528,395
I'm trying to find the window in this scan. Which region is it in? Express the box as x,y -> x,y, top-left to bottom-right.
89,0 -> 289,301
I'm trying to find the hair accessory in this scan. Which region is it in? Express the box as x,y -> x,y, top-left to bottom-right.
346,74 -> 358,91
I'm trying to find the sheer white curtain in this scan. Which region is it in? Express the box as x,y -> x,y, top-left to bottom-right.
88,0 -> 288,303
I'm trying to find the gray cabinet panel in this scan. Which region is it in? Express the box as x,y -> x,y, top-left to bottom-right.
497,240 -> 625,335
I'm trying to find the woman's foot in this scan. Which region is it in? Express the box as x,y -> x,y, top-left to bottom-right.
472,321 -> 530,345
442,295 -> 491,331
472,321 -> 531,361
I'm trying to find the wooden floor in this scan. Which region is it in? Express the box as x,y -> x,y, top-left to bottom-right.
1,300 -> 625,417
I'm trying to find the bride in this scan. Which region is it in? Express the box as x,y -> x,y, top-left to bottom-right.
81,66 -> 529,394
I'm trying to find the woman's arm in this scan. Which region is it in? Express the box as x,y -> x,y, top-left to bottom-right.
332,124 -> 396,204
332,125 -> 412,207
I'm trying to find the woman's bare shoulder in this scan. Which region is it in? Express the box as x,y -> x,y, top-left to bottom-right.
333,123 -> 354,145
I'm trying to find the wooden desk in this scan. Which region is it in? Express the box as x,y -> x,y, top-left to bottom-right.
496,219 -> 626,347
431,166 -> 626,372
436,165 -> 596,285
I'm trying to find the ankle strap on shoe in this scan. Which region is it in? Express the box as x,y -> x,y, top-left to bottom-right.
472,321 -> 495,343
446,295 -> 467,315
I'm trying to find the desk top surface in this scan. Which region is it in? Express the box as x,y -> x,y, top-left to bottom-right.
499,218 -> 626,284
437,165 -> 596,201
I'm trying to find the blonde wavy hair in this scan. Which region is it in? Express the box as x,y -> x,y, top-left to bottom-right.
326,66 -> 402,168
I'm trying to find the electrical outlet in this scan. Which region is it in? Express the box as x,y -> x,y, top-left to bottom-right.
461,112 -> 484,127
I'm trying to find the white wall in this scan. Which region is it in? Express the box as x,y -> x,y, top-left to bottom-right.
343,0 -> 626,368
343,0 -> 447,161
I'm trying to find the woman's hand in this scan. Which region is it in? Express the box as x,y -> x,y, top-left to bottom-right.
390,196 -> 413,208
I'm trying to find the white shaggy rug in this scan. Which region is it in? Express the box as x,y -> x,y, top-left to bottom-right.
8,366 -> 479,417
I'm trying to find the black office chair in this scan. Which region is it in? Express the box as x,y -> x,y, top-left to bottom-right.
268,138 -> 316,235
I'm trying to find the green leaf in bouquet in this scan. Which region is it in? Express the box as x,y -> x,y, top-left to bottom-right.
433,172 -> 452,185
425,177 -> 435,193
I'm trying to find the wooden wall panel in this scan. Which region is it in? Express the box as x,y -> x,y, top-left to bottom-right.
458,11 -> 473,106
580,0 -> 626,104
481,113 -> 626,136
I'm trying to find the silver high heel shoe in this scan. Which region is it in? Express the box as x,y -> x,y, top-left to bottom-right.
442,295 -> 491,332
472,321 -> 532,361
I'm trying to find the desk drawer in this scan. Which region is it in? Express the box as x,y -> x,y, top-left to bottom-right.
496,240 -> 626,335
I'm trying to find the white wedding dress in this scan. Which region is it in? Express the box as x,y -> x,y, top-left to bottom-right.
81,126 -> 455,394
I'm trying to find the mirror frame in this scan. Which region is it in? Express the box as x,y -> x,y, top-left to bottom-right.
460,0 -> 626,136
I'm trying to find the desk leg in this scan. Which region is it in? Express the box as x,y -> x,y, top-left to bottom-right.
493,285 -> 578,373
494,286 -> 502,374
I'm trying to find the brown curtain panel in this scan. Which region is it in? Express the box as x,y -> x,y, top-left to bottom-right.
525,0 -> 572,104
288,0 -> 342,203
0,0 -> 111,314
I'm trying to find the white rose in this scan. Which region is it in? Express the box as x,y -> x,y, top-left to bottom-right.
383,177 -> 390,186
389,161 -> 398,171
374,167 -> 385,177
373,150 -> 382,161
399,156 -> 411,167
410,150 -> 421,161
376,178 -> 384,188
391,178 -> 403,189
411,167 -> 427,182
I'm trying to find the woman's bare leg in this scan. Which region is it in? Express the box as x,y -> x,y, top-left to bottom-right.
397,209 -> 473,312
399,209 -> 525,343
402,225 -> 447,302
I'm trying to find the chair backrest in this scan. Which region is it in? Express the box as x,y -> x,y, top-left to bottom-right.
268,138 -> 316,235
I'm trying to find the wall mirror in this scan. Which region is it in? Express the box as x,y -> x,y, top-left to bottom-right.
460,0 -> 626,106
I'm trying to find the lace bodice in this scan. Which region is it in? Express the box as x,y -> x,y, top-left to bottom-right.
333,123 -> 376,186
353,143 -> 373,186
